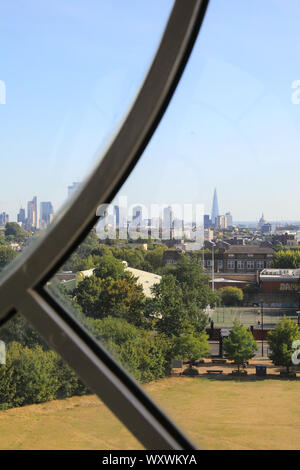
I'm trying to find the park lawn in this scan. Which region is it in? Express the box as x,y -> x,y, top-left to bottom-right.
1,377 -> 300,449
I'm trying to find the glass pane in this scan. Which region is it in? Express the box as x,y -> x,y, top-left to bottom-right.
47,0 -> 300,450
0,313 -> 142,449
0,0 -> 173,272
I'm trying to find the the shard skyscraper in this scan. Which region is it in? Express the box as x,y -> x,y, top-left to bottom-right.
211,188 -> 219,227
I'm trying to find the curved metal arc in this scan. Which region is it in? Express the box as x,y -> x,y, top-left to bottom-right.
0,0 -> 210,450
0,0 -> 209,317
15,287 -> 195,450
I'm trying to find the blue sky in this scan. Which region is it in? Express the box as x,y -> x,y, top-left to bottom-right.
1,0 -> 300,222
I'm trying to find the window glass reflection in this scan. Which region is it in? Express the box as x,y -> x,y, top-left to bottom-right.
0,0 -> 173,272
0,313 -> 142,450
47,0 -> 300,450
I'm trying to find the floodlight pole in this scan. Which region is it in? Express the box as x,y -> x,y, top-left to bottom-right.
261,301 -> 264,357
212,243 -> 215,291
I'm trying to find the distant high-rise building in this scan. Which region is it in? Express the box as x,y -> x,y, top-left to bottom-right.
26,196 -> 38,230
118,206 -> 128,230
211,188 -> 219,227
225,212 -> 233,228
215,215 -> 227,230
0,212 -> 9,226
113,205 -> 120,227
17,208 -> 26,225
68,182 -> 81,198
204,228 -> 214,241
40,202 -> 54,228
27,200 -> 35,230
162,206 -> 174,239
132,205 -> 143,226
204,214 -> 211,228
163,206 -> 173,229
32,196 -> 38,229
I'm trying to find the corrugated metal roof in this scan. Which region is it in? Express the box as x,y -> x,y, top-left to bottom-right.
260,268 -> 300,281
125,267 -> 162,297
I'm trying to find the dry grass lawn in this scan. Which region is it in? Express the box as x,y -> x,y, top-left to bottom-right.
1,377 -> 300,450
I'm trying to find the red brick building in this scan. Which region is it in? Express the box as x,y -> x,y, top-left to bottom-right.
260,269 -> 300,293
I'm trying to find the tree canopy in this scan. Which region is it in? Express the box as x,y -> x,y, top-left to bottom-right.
90,317 -> 168,382
223,320 -> 257,371
74,272 -> 146,326
4,222 -> 27,242
0,245 -> 17,270
271,250 -> 300,269
171,332 -> 209,362
268,316 -> 300,372
219,287 -> 244,306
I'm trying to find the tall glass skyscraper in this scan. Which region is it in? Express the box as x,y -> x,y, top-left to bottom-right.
40,202 -> 54,228
211,188 -> 219,227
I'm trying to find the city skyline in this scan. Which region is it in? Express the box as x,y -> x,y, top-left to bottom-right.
2,186 -> 300,227
1,1 -> 300,221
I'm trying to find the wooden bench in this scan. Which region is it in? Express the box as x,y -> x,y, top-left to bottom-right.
232,370 -> 247,376
194,360 -> 205,366
206,370 -> 223,375
171,370 -> 182,377
280,371 -> 296,378
212,359 -> 227,364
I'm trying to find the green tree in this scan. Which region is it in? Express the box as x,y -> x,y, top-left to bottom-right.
223,320 -> 257,371
219,287 -> 244,306
119,334 -> 166,383
121,247 -> 145,270
0,245 -> 17,270
62,231 -> 100,271
150,275 -> 190,337
54,356 -> 88,398
90,316 -> 141,345
171,257 -> 217,331
76,230 -> 99,256
74,274 -> 146,326
94,253 -> 127,280
73,276 -> 104,317
90,317 -> 167,382
72,254 -> 95,272
5,222 -> 27,242
171,332 -> 209,362
271,250 -> 300,269
0,342 -> 59,407
0,314 -> 48,349
268,316 -> 300,373
145,246 -> 167,271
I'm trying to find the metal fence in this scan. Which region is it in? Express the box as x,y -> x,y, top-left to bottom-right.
211,307 -> 298,329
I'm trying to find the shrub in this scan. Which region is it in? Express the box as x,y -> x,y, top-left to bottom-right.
219,287 -> 243,306
0,342 -> 59,408
223,320 -> 257,371
171,332 -> 209,363
268,316 -> 300,373
54,356 -> 89,398
182,366 -> 199,376
90,317 -> 168,383
0,342 -> 89,409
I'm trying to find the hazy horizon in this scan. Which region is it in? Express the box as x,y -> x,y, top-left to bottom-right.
1,0 -> 300,222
